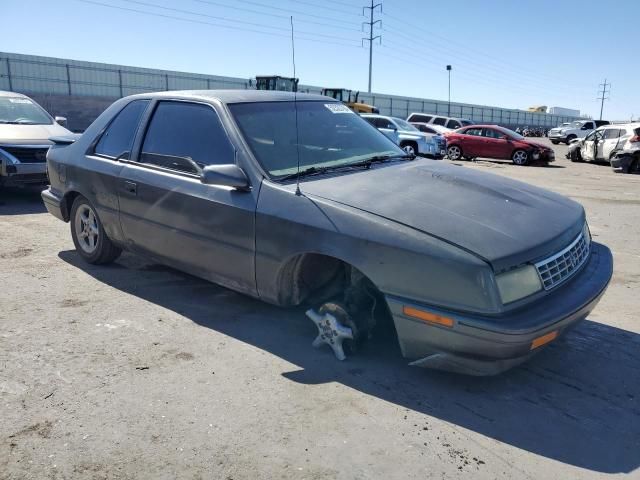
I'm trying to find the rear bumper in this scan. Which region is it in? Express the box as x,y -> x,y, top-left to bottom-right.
385,242 -> 613,375
41,187 -> 67,221
549,134 -> 568,142
610,153 -> 636,173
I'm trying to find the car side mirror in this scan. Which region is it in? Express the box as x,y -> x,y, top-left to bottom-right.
55,116 -> 67,127
201,164 -> 250,191
501,135 -> 509,140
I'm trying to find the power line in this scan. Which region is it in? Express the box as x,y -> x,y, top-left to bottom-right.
74,0 -> 363,48
597,79 -> 610,120
191,0 -> 363,32
362,0 -> 381,93
218,0 -> 358,25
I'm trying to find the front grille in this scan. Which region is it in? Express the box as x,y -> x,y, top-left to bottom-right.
0,146 -> 49,163
535,231 -> 589,290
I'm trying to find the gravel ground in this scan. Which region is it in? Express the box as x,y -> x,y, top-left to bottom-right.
1,138 -> 639,479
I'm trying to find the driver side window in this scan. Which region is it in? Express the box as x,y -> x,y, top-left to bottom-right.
140,101 -> 234,175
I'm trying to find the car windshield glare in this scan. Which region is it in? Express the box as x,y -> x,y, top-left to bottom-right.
392,118 -> 418,131
229,101 -> 404,178
0,97 -> 53,125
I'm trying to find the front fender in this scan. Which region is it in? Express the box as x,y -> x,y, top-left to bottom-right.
255,180 -> 499,314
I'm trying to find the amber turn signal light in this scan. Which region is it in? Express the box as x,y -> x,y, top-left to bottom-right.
530,330 -> 558,350
402,306 -> 454,328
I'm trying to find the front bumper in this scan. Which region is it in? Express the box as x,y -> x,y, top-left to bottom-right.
548,133 -> 568,142
385,242 -> 613,375
0,162 -> 48,186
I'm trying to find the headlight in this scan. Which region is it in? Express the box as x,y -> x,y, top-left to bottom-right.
495,264 -> 542,304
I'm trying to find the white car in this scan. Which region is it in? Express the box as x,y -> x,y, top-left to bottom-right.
568,123 -> 640,163
0,91 -> 72,187
361,114 -> 446,159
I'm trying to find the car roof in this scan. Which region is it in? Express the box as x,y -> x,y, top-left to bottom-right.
0,90 -> 29,98
126,89 -> 330,104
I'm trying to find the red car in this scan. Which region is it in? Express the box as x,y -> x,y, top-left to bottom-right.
445,125 -> 555,166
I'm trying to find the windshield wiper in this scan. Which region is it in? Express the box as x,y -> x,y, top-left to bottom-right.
278,154 -> 414,182
278,166 -> 330,181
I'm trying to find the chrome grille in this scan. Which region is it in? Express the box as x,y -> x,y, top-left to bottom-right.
0,146 -> 49,163
535,231 -> 589,290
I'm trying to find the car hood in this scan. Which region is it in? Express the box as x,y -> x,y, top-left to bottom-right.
303,160 -> 584,271
0,123 -> 71,145
522,139 -> 551,150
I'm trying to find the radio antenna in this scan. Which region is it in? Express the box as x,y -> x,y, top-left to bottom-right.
291,16 -> 302,196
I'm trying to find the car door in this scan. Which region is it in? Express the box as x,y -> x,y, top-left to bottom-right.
481,127 -> 511,159
374,117 -> 398,142
581,130 -> 602,161
600,128 -> 620,160
457,127 -> 484,156
117,100 -> 258,295
80,99 -> 151,243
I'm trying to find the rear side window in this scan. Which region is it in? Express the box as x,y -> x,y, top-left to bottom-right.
603,129 -> 620,139
417,125 -> 436,134
140,101 -> 234,174
408,114 -> 432,123
94,100 -> 149,158
446,119 -> 461,129
432,117 -> 446,126
464,128 -> 483,136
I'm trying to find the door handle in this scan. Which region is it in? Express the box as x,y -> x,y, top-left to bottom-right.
123,180 -> 137,195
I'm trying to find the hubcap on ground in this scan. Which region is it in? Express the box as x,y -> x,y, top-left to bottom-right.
75,204 -> 99,254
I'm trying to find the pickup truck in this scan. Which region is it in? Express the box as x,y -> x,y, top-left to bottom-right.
548,119 -> 609,145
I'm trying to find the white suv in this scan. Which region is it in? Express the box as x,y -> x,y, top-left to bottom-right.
406,113 -> 474,130
569,123 -> 640,163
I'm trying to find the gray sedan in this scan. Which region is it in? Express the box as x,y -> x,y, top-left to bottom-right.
42,90 -> 613,375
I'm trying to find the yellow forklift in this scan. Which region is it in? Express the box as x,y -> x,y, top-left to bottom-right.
255,75 -> 299,92
321,88 -> 379,114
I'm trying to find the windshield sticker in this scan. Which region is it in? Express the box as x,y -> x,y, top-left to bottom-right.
8,98 -> 33,104
325,103 -> 353,114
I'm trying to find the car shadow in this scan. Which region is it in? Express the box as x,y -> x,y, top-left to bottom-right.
467,158 -> 565,169
58,250 -> 640,474
0,186 -> 47,215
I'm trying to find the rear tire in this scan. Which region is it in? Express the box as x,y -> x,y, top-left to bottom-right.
70,196 -> 122,265
447,145 -> 463,160
512,149 -> 529,166
630,158 -> 640,174
551,140 -> 559,145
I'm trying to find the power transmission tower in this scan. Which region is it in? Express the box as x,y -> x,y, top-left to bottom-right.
597,79 -> 610,120
362,0 -> 382,93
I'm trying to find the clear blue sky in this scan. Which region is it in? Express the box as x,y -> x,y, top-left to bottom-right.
3,0 -> 638,119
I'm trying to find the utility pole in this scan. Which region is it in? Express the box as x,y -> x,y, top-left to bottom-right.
597,79 -> 610,120
446,65 -> 452,116
362,0 -> 382,93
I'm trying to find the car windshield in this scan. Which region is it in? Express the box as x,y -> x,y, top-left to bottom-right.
0,97 -> 53,125
494,126 -> 524,140
229,101 -> 404,178
392,118 -> 419,131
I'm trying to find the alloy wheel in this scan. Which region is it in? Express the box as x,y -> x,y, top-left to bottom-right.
74,204 -> 99,254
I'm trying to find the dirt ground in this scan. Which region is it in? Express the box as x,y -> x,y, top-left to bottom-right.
1,138 -> 639,479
